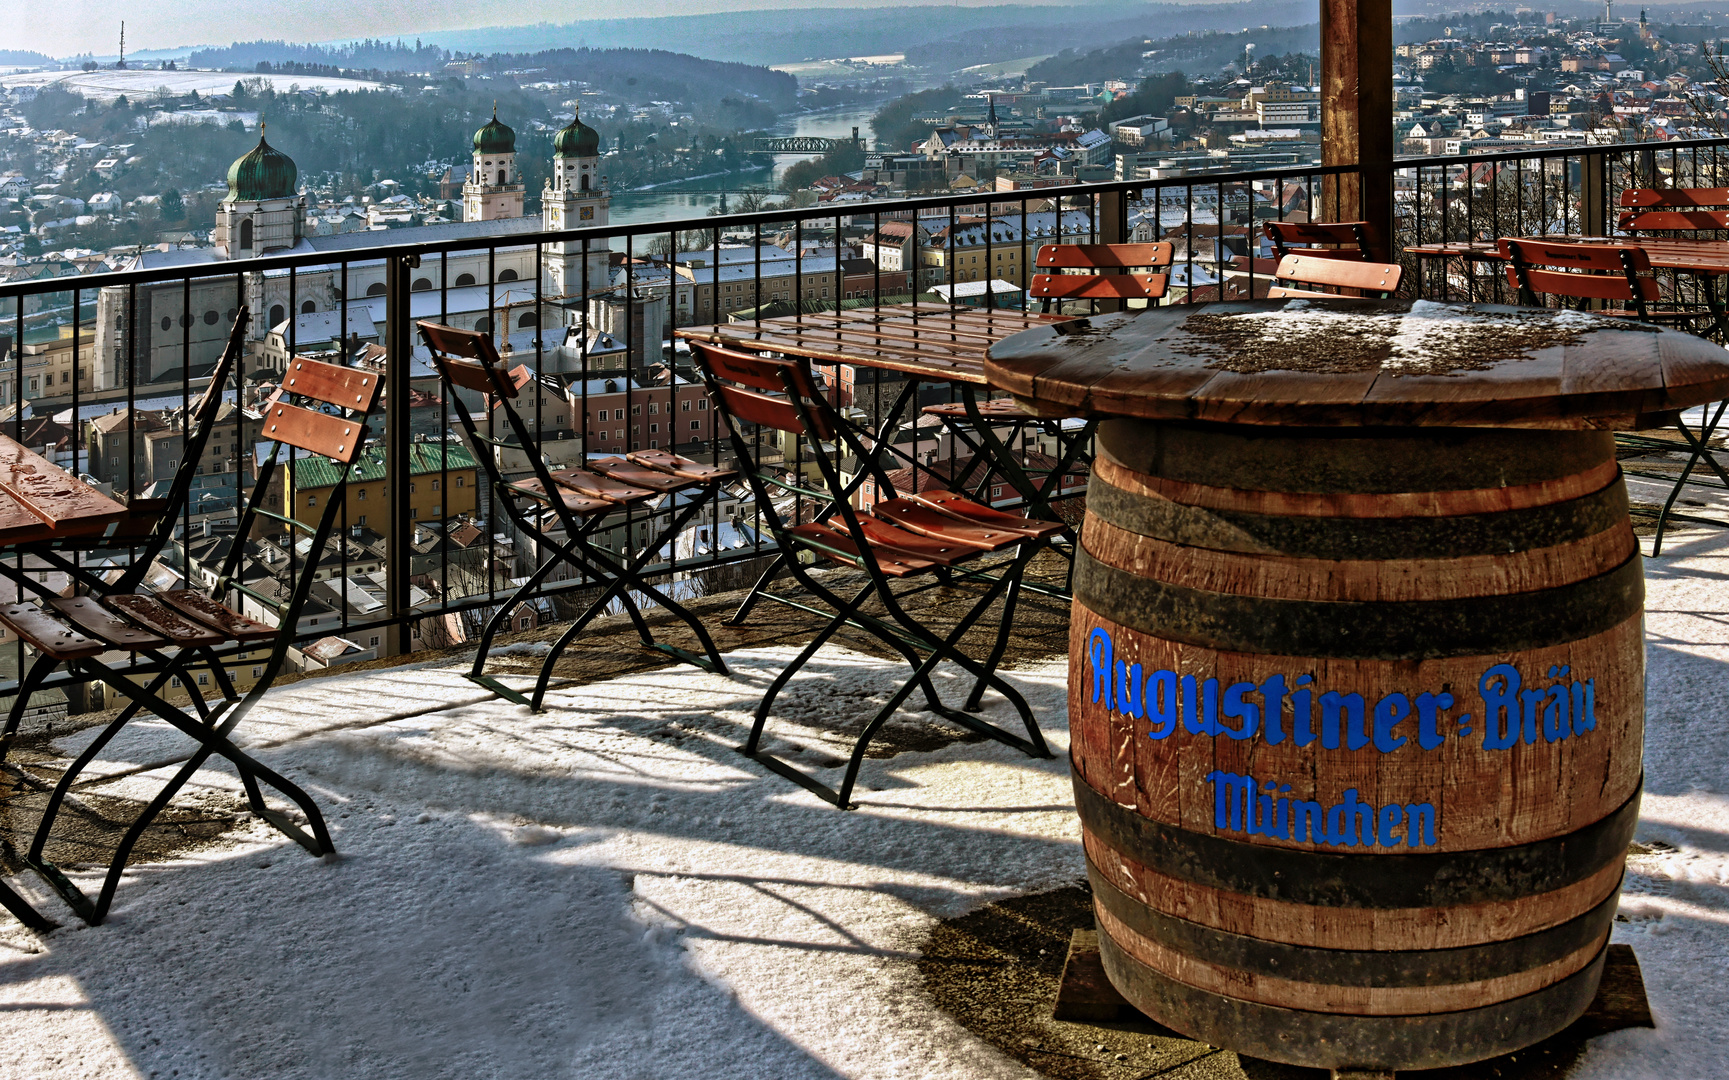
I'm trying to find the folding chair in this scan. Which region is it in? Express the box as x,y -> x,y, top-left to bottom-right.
0,309 -> 380,925
1029,242 -> 1173,314
418,322 -> 732,711
1264,220 -> 1372,260
1618,187 -> 1729,234
1501,237 -> 1729,555
1267,253 -> 1403,299
692,340 -> 1059,809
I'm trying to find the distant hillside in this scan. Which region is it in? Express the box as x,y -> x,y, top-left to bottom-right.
0,50 -> 55,67
489,48 -> 797,110
354,2 -> 1324,69
186,38 -> 446,72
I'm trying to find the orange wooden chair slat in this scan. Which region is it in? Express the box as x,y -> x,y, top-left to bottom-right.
1264,220 -> 1371,260
1268,253 -> 1404,299
1030,242 -> 1173,312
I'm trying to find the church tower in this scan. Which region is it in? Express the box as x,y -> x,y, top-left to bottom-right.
463,107 -> 524,222
214,128 -> 304,258
543,105 -> 611,297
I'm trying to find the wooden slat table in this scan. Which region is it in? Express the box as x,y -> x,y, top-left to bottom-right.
983,296 -> 1729,1072
676,304 -> 1072,386
0,436 -> 128,546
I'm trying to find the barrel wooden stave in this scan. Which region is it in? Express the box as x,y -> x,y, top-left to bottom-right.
1069,419 -> 1643,1070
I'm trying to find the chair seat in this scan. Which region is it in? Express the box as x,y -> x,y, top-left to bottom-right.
588,456 -> 701,494
851,513 -> 981,566
49,596 -> 170,651
156,589 -> 280,643
510,478 -> 613,516
104,594 -> 227,646
873,498 -> 1021,552
0,603 -> 105,660
908,490 -> 1068,540
785,523 -> 939,577
550,467 -> 658,504
627,450 -> 737,483
921,398 -> 1033,420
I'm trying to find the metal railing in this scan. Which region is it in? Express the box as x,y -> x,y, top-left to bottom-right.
1,134 -> 1723,704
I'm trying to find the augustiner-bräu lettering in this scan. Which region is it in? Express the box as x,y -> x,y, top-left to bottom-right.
1085,627 -> 1597,754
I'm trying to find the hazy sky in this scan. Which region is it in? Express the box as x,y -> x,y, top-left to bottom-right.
26,0 -> 1085,57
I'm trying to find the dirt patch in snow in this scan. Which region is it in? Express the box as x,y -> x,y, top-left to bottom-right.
918,885 -> 1644,1080
0,740 -> 250,874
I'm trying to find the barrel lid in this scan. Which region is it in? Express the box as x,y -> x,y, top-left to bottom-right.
984,298 -> 1729,429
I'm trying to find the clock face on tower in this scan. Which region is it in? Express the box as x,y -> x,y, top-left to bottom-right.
580,206 -> 595,220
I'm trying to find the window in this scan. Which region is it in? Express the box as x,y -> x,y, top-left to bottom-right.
650,423 -> 658,433
356,514 -> 367,526
412,278 -> 432,291
160,315 -> 172,331
358,487 -> 366,500
632,405 -> 641,415
691,420 -> 700,430
238,218 -> 253,249
519,616 -> 531,630
410,507 -> 419,519
197,673 -> 209,686
632,425 -> 639,435
499,268 -> 519,282
431,480 -> 440,491
171,677 -> 181,687
650,440 -> 658,449
697,400 -> 708,410
409,483 -> 416,494
455,273 -> 476,287
307,496 -> 317,507
682,400 -> 691,412
365,282 -> 386,297
615,430 -> 623,439
252,666 -> 262,678
456,477 -> 465,487
648,402 -> 658,414
269,304 -> 284,327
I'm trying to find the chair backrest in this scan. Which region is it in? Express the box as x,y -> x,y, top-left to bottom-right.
262,357 -> 381,465
1029,242 -> 1172,305
1264,220 -> 1370,260
1268,253 -> 1403,299
689,341 -> 833,442
416,321 -> 519,399
1499,237 -> 1659,307
1618,187 -> 1729,232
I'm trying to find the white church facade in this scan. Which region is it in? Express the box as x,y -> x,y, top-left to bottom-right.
92,107 -> 614,391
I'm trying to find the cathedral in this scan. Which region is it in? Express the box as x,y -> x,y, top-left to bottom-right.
94,106 -> 614,389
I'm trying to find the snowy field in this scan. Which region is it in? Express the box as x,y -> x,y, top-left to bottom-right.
0,528 -> 1725,1079
0,69 -> 384,104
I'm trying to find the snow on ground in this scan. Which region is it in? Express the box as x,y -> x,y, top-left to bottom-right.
0,69 -> 385,103
0,528 -> 1727,1079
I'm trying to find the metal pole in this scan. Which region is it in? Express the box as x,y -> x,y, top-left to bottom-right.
383,252 -> 417,655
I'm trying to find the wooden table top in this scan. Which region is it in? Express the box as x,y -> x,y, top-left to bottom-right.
1406,236 -> 1729,273
0,434 -> 129,546
983,297 -> 1729,429
674,304 -> 1072,385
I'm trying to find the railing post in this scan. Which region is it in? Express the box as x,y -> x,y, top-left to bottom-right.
383,253 -> 416,656
1582,152 -> 1609,237
1096,187 -> 1130,312
1320,0 -> 1394,260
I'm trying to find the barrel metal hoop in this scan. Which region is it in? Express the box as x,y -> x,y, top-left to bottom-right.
1095,420 -> 1615,494
1087,858 -> 1619,987
1084,471 -> 1630,561
1095,923 -> 1606,1071
1072,769 -> 1641,908
1073,547 -> 1644,659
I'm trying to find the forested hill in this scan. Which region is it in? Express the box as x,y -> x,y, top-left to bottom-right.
490,49 -> 797,111
186,39 -> 445,71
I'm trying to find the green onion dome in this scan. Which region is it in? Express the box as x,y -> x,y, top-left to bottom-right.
225,130 -> 297,201
552,104 -> 600,158
473,106 -> 516,155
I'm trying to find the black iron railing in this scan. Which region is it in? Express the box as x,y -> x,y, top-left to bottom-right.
0,135 -> 1722,704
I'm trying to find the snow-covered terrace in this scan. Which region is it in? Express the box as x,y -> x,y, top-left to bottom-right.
0,526 -> 1726,1079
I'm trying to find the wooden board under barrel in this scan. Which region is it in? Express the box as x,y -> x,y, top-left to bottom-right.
1065,420 -> 1643,1071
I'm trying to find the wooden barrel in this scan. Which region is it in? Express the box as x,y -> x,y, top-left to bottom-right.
1069,419 -> 1642,1072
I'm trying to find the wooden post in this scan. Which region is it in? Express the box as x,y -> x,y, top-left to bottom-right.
1582,152 -> 1610,236
1320,0 -> 1394,260
1096,188 -> 1131,312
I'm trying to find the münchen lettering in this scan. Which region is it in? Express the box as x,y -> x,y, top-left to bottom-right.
1204,770 -> 1438,848
1085,627 -> 1597,753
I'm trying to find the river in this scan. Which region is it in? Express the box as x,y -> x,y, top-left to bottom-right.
606,104 -> 882,227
